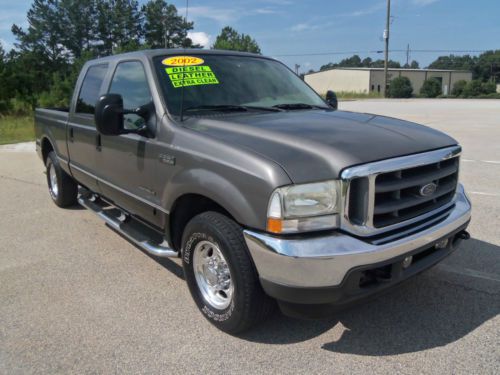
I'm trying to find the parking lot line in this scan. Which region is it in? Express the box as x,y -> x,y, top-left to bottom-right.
437,264 -> 500,283
462,159 -> 500,164
469,191 -> 500,197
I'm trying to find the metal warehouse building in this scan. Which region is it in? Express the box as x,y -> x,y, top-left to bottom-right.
304,67 -> 472,96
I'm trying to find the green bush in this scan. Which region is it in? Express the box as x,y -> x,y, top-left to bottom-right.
462,80 -> 484,97
481,81 -> 496,94
420,78 -> 442,98
10,98 -> 32,116
0,100 -> 12,113
37,72 -> 74,109
388,76 -> 413,98
451,80 -> 467,96
476,93 -> 500,99
0,98 -> 32,116
459,80 -> 497,97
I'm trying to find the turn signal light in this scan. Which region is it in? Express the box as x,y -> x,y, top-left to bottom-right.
267,218 -> 283,234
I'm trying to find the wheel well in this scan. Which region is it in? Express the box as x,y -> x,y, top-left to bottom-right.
169,194 -> 235,251
41,137 -> 54,164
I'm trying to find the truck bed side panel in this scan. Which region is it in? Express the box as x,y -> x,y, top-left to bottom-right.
35,108 -> 70,174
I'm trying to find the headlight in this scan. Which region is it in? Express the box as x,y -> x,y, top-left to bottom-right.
267,180 -> 341,234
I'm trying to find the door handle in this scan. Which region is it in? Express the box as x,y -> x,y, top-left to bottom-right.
69,127 -> 74,142
96,133 -> 102,151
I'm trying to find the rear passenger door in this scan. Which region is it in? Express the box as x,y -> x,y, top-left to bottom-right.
67,64 -> 108,192
95,60 -> 162,226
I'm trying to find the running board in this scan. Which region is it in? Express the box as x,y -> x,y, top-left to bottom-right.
78,196 -> 178,258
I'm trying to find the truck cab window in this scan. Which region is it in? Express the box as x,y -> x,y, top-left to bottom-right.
76,64 -> 108,114
109,61 -> 152,130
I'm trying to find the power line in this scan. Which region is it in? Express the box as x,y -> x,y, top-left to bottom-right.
274,49 -> 491,57
395,49 -> 489,53
275,50 -> 383,57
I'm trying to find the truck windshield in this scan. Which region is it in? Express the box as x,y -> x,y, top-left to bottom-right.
154,54 -> 328,116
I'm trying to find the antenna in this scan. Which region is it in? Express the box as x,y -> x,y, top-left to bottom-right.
179,0 -> 189,122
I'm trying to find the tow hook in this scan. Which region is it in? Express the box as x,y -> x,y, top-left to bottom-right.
457,230 -> 471,240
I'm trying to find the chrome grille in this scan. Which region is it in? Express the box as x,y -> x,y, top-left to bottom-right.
341,146 -> 461,237
373,157 -> 458,227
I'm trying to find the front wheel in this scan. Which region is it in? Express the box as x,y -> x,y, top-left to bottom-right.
182,212 -> 275,333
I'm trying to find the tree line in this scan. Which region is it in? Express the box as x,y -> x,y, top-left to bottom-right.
319,54 -> 419,71
0,0 -> 260,113
318,51 -> 500,84
427,52 -> 500,83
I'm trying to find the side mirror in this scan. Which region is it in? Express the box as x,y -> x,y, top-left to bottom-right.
326,90 -> 338,110
95,94 -> 125,136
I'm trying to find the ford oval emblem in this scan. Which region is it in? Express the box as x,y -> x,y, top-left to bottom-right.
420,182 -> 437,197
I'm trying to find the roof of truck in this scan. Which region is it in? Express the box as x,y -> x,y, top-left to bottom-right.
87,49 -> 269,64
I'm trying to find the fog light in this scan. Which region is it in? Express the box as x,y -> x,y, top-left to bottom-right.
402,256 -> 413,269
435,239 -> 448,249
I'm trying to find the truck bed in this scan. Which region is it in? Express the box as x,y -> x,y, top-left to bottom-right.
35,108 -> 70,163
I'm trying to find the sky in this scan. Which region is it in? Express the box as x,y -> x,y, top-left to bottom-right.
1,0 -> 499,72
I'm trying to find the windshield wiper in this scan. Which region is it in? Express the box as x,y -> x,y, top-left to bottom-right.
184,105 -> 249,113
184,104 -> 284,114
244,105 -> 283,112
272,103 -> 329,110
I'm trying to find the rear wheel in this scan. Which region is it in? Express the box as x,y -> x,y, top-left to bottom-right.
45,151 -> 78,207
182,211 -> 275,333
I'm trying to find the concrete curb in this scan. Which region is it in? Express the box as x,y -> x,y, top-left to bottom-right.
0,141 -> 36,152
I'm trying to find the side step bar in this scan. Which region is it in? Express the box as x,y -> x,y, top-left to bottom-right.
78,195 -> 178,258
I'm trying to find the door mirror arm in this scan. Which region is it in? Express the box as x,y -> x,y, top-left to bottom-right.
122,102 -> 154,136
120,123 -> 148,136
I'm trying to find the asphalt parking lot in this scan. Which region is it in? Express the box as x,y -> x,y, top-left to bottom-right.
1,99 -> 499,374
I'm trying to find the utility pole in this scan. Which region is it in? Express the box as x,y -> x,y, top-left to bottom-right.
406,43 -> 410,67
294,64 -> 300,75
384,0 -> 391,97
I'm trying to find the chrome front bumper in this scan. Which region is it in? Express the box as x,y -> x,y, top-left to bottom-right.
243,184 -> 471,288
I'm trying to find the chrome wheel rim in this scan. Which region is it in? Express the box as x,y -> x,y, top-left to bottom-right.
48,163 -> 58,199
192,240 -> 234,310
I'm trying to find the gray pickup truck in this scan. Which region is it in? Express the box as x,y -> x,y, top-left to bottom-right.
35,50 -> 471,333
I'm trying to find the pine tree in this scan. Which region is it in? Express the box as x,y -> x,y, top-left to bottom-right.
11,0 -> 68,64
212,27 -> 261,54
142,0 -> 197,49
58,0 -> 98,58
96,0 -> 143,55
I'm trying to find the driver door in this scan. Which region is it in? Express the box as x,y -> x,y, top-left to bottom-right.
95,60 -> 162,226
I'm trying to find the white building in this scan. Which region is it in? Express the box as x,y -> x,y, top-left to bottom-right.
304,67 -> 472,96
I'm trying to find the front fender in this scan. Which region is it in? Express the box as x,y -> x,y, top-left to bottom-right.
163,168 -> 267,229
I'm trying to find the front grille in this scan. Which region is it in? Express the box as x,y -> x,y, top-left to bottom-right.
373,157 -> 459,227
341,146 -> 461,237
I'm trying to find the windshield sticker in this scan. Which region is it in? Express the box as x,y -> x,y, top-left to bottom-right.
165,65 -> 219,88
162,56 -> 204,66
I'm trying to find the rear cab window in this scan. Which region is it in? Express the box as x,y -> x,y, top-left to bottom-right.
75,64 -> 108,115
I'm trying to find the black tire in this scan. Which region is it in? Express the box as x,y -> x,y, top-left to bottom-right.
45,151 -> 78,207
182,211 -> 275,333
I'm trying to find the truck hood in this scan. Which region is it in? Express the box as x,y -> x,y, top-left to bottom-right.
183,109 -> 457,183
